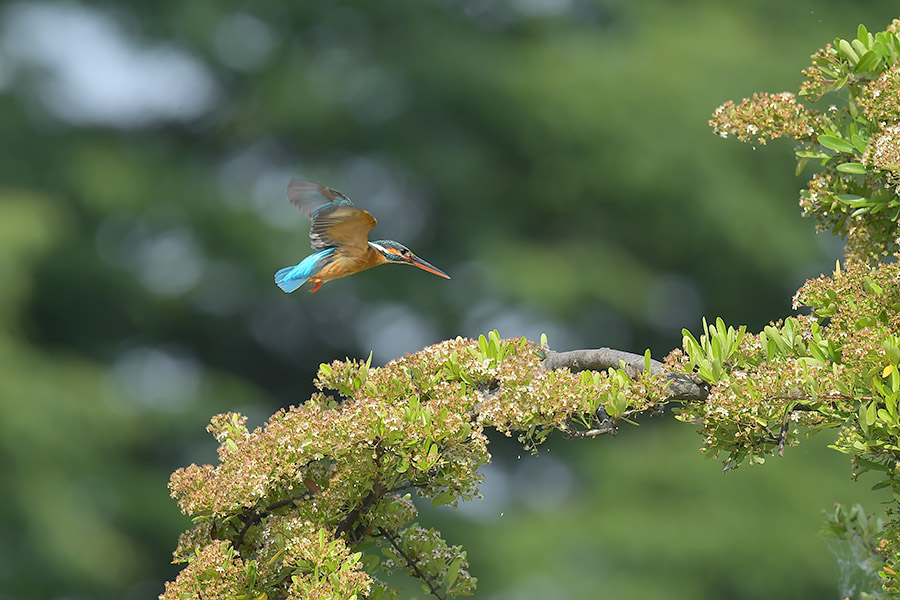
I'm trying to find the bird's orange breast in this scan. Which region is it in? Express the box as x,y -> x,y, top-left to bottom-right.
312,247 -> 386,282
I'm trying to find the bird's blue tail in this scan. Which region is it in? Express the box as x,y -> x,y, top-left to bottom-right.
274,249 -> 335,294
274,266 -> 307,293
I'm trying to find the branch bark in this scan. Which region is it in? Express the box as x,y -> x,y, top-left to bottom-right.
540,348 -> 708,401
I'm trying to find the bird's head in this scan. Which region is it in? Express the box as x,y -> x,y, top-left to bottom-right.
368,240 -> 450,279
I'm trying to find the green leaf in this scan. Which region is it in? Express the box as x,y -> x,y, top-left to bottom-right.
858,24 -> 870,46
863,276 -> 884,295
838,38 -> 860,63
819,135 -> 856,153
835,194 -> 871,207
855,315 -> 877,328
697,365 -> 714,384
850,133 -> 868,154
865,401 -> 877,427
859,403 -> 870,435
836,162 -> 867,174
431,491 -> 456,507
808,342 -> 827,363
856,456 -> 890,473
795,150 -> 831,159
445,555 -> 463,591
854,49 -> 879,73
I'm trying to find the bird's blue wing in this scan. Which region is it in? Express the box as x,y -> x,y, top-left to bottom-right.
274,248 -> 335,293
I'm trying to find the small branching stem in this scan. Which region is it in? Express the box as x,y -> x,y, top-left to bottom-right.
564,424 -> 617,439
777,402 -> 815,457
233,493 -> 313,551
336,481 -> 388,541
377,526 -> 446,600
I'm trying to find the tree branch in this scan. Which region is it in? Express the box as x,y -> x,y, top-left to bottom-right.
541,348 -> 708,401
335,481 -> 387,542
778,402 -> 814,457
233,493 -> 312,551
564,423 -> 617,439
377,526 -> 446,600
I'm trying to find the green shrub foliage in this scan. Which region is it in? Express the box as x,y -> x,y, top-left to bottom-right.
164,333 -> 664,599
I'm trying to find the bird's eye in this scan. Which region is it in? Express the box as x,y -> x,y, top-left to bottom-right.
401,249 -> 410,257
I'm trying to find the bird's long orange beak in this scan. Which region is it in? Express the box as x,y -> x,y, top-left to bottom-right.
408,255 -> 450,279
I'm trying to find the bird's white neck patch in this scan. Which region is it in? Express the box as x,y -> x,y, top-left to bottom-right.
368,242 -> 387,253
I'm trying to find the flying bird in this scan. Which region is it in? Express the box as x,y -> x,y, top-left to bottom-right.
274,179 -> 450,293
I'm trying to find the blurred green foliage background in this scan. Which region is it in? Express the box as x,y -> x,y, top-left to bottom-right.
1,1 -> 898,598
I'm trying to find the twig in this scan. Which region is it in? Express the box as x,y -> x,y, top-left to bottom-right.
565,423 -> 617,439
565,405 -> 616,439
377,526 -> 446,600
764,394 -> 858,402
335,481 -> 387,541
777,417 -> 791,457
390,482 -> 426,494
233,493 -> 312,551
777,402 -> 814,457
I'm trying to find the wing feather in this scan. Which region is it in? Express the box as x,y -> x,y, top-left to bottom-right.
285,179 -> 377,250
309,205 -> 377,250
286,179 -> 354,218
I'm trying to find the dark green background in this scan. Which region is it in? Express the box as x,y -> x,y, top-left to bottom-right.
0,2 -> 896,598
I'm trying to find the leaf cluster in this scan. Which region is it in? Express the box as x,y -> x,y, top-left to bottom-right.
669,259 -> 900,594
700,18 -> 900,593
164,332 -> 669,598
711,20 -> 900,260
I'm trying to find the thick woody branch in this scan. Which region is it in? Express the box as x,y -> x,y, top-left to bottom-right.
540,348 -> 708,401
336,480 -> 388,541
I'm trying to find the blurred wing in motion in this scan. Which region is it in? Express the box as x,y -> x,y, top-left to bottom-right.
287,179 -> 354,218
286,179 -> 377,250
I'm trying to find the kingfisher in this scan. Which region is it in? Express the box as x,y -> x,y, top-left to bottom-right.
274,179 -> 450,293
